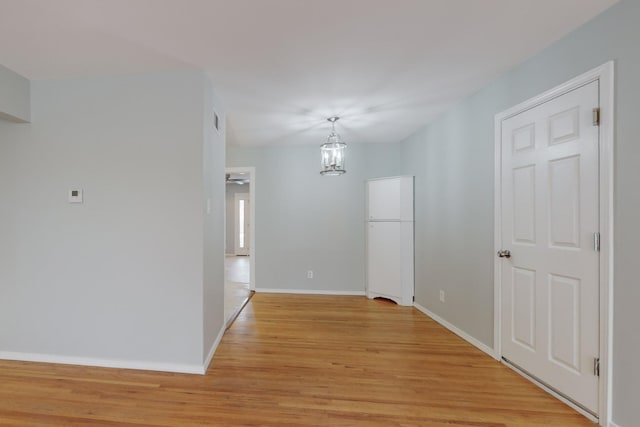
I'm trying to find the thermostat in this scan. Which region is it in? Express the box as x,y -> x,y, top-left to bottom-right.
68,189 -> 83,203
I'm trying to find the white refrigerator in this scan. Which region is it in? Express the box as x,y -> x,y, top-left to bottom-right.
366,176 -> 414,306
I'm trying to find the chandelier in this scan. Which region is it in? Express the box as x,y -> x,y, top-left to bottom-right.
320,117 -> 346,176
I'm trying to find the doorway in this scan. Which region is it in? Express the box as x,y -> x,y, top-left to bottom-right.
494,63 -> 613,424
224,167 -> 256,327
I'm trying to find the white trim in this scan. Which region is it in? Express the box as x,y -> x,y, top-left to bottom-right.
255,288 -> 365,296
597,61 -> 615,427
493,61 -> 615,426
367,174 -> 415,182
0,351 -> 204,375
609,422 -> 621,427
503,360 -> 599,423
493,84 -> 504,363
225,167 -> 256,291
203,325 -> 225,372
413,303 -> 495,358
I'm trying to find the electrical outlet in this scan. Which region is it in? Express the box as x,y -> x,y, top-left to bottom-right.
307,270 -> 313,279
439,290 -> 445,303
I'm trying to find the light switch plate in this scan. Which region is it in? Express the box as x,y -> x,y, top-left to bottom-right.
68,189 -> 83,203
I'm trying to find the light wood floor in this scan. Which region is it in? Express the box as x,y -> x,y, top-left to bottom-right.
224,255 -> 250,284
224,255 -> 251,323
0,294 -> 593,426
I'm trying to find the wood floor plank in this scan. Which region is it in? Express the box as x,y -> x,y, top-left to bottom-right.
0,294 -> 593,426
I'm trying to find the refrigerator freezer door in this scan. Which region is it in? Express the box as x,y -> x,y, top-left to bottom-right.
367,176 -> 413,221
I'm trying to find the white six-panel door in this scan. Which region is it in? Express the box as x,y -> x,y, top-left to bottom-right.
499,81 -> 600,414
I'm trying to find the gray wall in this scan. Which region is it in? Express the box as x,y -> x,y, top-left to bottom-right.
0,64 -> 30,122
0,70 -> 222,371
202,76 -> 226,362
401,91 -> 496,346
400,1 -> 638,424
225,183 -> 250,254
227,142 -> 401,292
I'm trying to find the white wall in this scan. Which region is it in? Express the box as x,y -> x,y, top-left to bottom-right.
0,70 -> 223,372
226,142 -> 401,293
0,64 -> 30,122
400,1 -> 639,424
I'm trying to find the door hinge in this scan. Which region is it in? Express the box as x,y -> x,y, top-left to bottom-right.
594,232 -> 600,252
594,357 -> 600,377
593,107 -> 601,126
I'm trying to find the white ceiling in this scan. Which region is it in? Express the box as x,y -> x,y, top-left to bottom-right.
0,0 -> 618,147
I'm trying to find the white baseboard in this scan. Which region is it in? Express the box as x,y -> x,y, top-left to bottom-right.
609,422 -> 621,427
255,288 -> 365,296
203,325 -> 226,373
413,302 -> 496,359
0,351 -> 204,375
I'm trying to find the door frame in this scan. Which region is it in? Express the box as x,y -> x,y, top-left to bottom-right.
493,62 -> 614,425
225,166 -> 256,291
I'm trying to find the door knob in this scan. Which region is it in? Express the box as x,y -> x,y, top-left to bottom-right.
497,250 -> 511,259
